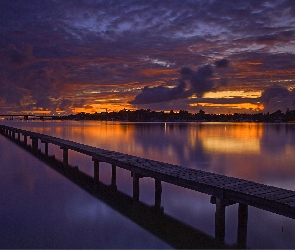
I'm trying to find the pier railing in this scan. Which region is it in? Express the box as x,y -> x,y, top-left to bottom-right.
1,124 -> 295,248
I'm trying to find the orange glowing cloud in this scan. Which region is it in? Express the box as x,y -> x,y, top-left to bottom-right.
190,102 -> 264,111
140,68 -> 178,77
203,90 -> 261,99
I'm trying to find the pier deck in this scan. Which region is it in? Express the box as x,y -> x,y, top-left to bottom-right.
1,124 -> 295,247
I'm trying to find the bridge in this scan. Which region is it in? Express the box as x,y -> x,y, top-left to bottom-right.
1,124 -> 295,248
0,114 -> 55,120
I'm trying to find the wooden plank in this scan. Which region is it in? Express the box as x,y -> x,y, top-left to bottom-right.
275,195 -> 295,203
254,189 -> 295,200
285,201 -> 295,207
238,185 -> 280,194
229,183 -> 265,192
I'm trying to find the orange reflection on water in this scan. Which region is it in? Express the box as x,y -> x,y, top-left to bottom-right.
69,122 -> 149,157
199,123 -> 263,154
6,121 -> 295,189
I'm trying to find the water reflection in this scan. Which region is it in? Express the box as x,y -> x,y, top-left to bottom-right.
0,135 -> 170,249
2,120 -> 295,184
1,121 -> 295,248
14,137 -> 236,248
2,120 -> 295,187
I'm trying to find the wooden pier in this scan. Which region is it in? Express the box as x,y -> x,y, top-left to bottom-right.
4,135 -> 232,249
1,124 -> 295,247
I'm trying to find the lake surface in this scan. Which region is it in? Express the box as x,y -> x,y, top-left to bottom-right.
1,120 -> 295,248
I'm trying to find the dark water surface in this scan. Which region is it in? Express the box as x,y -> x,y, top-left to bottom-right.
1,121 -> 295,248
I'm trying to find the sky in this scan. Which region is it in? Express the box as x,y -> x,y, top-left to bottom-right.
1,0 -> 295,115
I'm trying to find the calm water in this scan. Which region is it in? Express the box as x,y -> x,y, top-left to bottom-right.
1,120 -> 295,248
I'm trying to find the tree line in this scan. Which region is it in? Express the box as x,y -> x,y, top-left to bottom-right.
53,108 -> 295,122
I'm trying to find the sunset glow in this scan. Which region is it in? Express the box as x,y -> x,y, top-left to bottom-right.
1,1 -> 295,114
202,91 -> 262,99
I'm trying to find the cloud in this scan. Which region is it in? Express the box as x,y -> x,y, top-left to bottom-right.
1,1 -> 295,114
0,44 -> 33,68
0,86 -> 25,106
190,65 -> 214,96
129,80 -> 186,104
260,85 -> 290,103
260,85 -> 295,112
215,59 -> 229,68
130,60 -> 228,105
180,67 -> 193,80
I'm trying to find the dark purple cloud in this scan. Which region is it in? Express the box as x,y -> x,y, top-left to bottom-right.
180,67 -> 193,80
129,81 -> 186,104
260,85 -> 295,112
190,65 -> 214,96
130,61 -> 228,105
0,0 -> 295,113
215,59 -> 229,68
260,86 -> 290,103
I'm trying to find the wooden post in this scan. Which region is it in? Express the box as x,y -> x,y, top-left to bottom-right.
237,203 -> 248,248
111,164 -> 117,189
155,179 -> 162,209
93,159 -> 100,182
31,137 -> 38,152
23,135 -> 27,145
215,198 -> 226,244
44,142 -> 49,156
133,173 -> 140,202
17,132 -> 20,141
61,147 -> 68,165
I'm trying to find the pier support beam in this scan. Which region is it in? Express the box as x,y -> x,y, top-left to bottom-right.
155,179 -> 162,210
211,196 -> 247,247
61,147 -> 68,166
111,164 -> 117,189
237,203 -> 248,248
215,198 -> 226,244
133,173 -> 140,202
45,142 -> 48,156
41,141 -> 49,156
23,134 -> 27,145
31,137 -> 38,152
17,132 -> 20,141
93,159 -> 100,182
